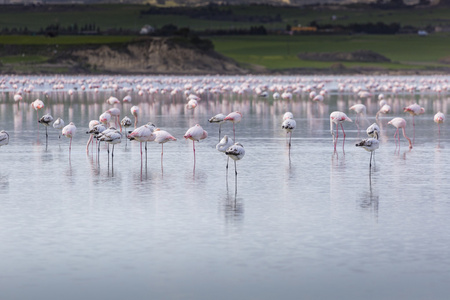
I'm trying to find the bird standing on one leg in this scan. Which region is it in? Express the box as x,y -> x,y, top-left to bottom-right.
225,143 -> 245,175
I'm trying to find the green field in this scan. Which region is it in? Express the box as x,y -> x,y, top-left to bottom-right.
210,34 -> 450,70
0,35 -> 137,45
0,4 -> 449,32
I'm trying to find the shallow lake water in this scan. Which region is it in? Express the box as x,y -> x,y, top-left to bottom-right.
1,75 -> 450,300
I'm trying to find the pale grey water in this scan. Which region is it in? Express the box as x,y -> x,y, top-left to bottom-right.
1,76 -> 450,300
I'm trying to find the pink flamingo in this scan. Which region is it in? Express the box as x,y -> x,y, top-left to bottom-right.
107,108 -> 122,132
86,120 -> 100,153
434,112 -> 445,136
224,111 -> 242,140
330,111 -> 352,153
154,129 -> 177,170
31,99 -> 44,129
404,103 -> 424,141
184,124 -> 208,168
131,106 -> 139,129
281,112 -> 296,147
62,122 -> 77,156
388,117 -> 412,150
127,123 -> 156,163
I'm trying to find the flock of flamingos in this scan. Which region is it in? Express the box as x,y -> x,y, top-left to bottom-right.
0,75 -> 448,172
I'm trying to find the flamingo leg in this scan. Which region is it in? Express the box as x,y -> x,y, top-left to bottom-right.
233,123 -> 236,141
193,140 -> 196,167
161,144 -> 164,171
219,124 -> 222,141
341,123 -> 346,151
289,132 -> 292,147
234,160 -> 237,175
370,151 -> 373,167
334,123 -> 338,152
140,142 -> 143,162
69,137 -> 72,156
86,135 -> 93,153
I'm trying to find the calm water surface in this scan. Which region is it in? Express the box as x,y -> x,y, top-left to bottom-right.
1,75 -> 450,300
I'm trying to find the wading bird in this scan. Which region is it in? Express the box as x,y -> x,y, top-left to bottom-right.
62,122 -> 77,156
184,124 -> 208,168
225,142 -> 245,175
388,117 -> 412,150
434,112 -> 445,135
208,113 -> 226,141
153,129 -> 177,170
53,117 -> 65,139
38,113 -> 54,142
281,112 -> 296,147
216,135 -> 234,170
330,111 -> 352,153
224,111 -> 242,141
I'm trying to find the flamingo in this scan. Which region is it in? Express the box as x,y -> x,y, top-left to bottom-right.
121,116 -> 132,144
86,120 -> 100,153
99,111 -> 112,127
349,104 -> 369,132
31,99 -> 44,129
186,99 -> 198,110
376,100 -> 391,120
106,96 -> 120,105
388,117 -> 412,150
330,111 -> 352,152
208,113 -> 226,141
281,113 -> 296,147
88,123 -> 106,154
434,112 -> 445,135
184,124 -> 208,168
356,124 -> 380,167
98,127 -> 122,159
38,113 -> 54,142
127,123 -> 156,162
216,135 -> 234,170
62,122 -> 77,156
123,95 -> 132,103
107,108 -> 122,132
366,123 -> 380,139
224,111 -> 242,141
153,129 -> 177,170
53,117 -> 65,139
225,143 -> 245,175
356,137 -> 379,168
0,130 -> 9,147
404,103 -> 425,136
131,106 -> 139,128
13,94 -> 22,103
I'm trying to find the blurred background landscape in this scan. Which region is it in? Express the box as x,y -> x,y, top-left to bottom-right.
0,0 -> 449,74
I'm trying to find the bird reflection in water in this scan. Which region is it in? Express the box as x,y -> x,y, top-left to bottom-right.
359,168 -> 379,220
223,176 -> 244,223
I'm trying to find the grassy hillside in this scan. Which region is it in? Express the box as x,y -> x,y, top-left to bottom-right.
0,4 -> 449,32
210,34 -> 450,71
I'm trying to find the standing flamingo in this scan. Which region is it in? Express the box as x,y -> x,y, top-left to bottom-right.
388,117 -> 412,150
131,106 -> 139,128
376,100 -> 391,121
356,124 -> 380,168
0,130 -> 9,147
349,104 -> 369,133
99,111 -> 112,127
31,99 -> 44,129
281,112 -> 296,147
107,108 -> 122,132
98,127 -> 122,159
224,111 -> 242,141
216,135 -> 234,170
62,122 -> 77,156
38,113 -> 54,143
153,129 -> 177,171
53,117 -> 65,139
434,112 -> 445,135
86,120 -> 100,153
404,103 -> 425,141
184,124 -> 208,168
330,111 -> 352,153
208,113 -> 226,141
127,123 -> 156,163
225,143 -> 245,175
120,116 -> 132,145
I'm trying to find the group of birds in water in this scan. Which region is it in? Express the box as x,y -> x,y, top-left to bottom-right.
0,75 -> 448,172
0,96 -> 247,174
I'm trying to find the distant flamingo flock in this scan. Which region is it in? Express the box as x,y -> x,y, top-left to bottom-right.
0,75 -> 449,171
